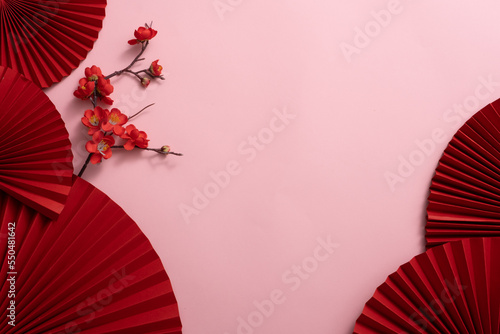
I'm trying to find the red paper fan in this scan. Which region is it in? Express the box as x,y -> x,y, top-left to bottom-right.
0,0 -> 107,88
353,237 -> 500,334
0,65 -> 73,221
426,99 -> 500,248
0,176 -> 182,333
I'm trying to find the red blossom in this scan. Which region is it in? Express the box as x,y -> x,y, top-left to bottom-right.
85,65 -> 103,81
121,124 -> 149,150
74,67 -> 114,105
149,59 -> 163,76
102,108 -> 128,136
85,131 -> 115,164
97,76 -> 114,105
73,78 -> 95,100
81,106 -> 108,135
128,26 -> 158,45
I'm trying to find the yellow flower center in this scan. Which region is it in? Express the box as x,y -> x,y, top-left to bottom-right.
109,114 -> 120,125
97,141 -> 109,155
90,115 -> 99,126
89,74 -> 99,81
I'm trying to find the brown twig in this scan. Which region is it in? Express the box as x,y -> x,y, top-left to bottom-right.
105,42 -> 148,80
112,145 -> 183,156
129,103 -> 155,121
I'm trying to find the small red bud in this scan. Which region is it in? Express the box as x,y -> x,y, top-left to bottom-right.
141,77 -> 151,87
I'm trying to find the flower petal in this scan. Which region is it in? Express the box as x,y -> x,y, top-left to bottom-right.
87,81 -> 96,92
90,153 -> 102,164
92,131 -> 104,143
101,122 -> 112,132
88,128 -> 99,136
104,135 -> 115,146
113,125 -> 125,136
91,65 -> 102,76
86,141 -> 97,153
101,96 -> 114,105
103,148 -> 113,159
124,140 -> 135,150
84,109 -> 93,119
125,124 -> 137,132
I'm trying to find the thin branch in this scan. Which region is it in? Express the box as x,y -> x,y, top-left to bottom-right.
144,147 -> 183,156
78,153 -> 92,177
122,69 -> 143,80
78,88 -> 98,178
105,41 -> 149,80
112,145 -> 183,156
90,85 -> 97,108
129,103 -> 155,121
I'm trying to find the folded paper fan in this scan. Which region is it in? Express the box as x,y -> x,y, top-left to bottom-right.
0,0 -> 107,88
0,65 -> 73,221
0,176 -> 182,333
426,99 -> 500,248
353,237 -> 500,334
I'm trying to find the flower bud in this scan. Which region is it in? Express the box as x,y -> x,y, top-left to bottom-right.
141,77 -> 151,88
150,60 -> 163,76
161,145 -> 170,153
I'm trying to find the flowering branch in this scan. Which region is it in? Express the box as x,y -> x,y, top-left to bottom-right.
105,42 -> 147,80
112,145 -> 183,156
74,23 -> 181,178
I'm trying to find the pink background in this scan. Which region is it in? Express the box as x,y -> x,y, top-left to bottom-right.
45,1 -> 500,333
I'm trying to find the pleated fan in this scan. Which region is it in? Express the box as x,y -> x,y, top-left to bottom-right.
0,176 -> 182,333
0,0 -> 107,88
426,98 -> 500,248
354,237 -> 500,333
0,65 -> 73,221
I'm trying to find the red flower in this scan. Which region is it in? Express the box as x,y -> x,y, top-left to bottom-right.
73,78 -> 95,100
97,76 -> 114,105
102,108 -> 128,136
74,67 -> 113,105
149,60 -> 163,76
128,26 -> 158,45
81,106 -> 108,135
85,131 -> 115,164
121,124 -> 149,150
85,65 -> 103,81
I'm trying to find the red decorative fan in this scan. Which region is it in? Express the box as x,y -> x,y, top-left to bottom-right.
0,65 -> 73,221
0,0 -> 107,88
0,176 -> 182,333
426,99 -> 500,248
354,237 -> 500,334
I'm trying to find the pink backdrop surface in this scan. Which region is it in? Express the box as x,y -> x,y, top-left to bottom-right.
44,1 -> 500,333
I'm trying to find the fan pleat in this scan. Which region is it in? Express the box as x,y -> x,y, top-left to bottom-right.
0,65 -> 73,220
354,238 -> 500,334
0,176 -> 182,333
427,99 -> 500,247
0,0 -> 106,87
